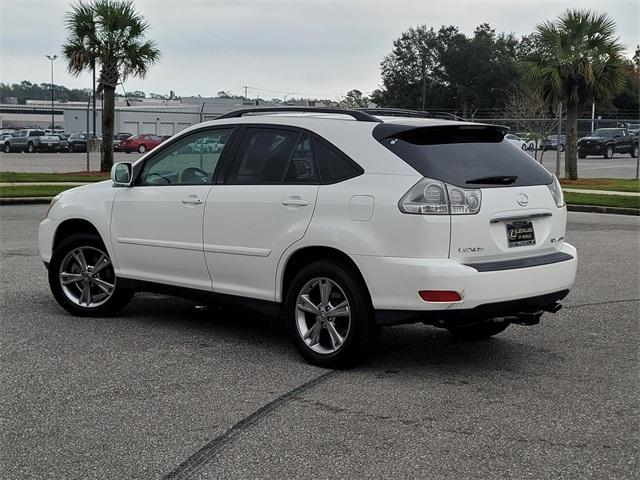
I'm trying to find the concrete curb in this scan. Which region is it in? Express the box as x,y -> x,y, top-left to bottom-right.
567,204 -> 639,216
0,197 -> 53,205
1,196 -> 639,216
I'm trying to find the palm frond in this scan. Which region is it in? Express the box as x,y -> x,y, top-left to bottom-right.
62,0 -> 161,86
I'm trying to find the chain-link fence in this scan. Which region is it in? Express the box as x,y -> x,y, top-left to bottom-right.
476,117 -> 639,180
0,105 -> 223,173
1,105 -> 638,178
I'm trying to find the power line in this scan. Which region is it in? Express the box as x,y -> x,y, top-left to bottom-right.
244,85 -> 348,98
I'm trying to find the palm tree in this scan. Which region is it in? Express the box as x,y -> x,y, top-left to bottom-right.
63,0 -> 160,172
521,9 -> 625,179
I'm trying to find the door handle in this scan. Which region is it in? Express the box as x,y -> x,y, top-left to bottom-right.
281,196 -> 309,207
181,196 -> 203,205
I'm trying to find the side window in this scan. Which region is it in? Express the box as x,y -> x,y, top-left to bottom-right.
138,128 -> 233,186
285,134 -> 318,183
226,128 -> 300,185
314,138 -> 362,183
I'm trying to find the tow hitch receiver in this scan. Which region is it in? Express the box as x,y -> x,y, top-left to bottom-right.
508,302 -> 563,326
509,310 -> 543,325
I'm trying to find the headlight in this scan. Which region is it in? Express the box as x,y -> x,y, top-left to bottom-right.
46,193 -> 63,218
547,175 -> 565,208
399,177 -> 482,215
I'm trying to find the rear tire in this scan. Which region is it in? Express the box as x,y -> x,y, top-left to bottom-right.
285,260 -> 374,368
27,142 -> 34,153
48,233 -> 134,317
632,145 -> 638,158
447,320 -> 510,340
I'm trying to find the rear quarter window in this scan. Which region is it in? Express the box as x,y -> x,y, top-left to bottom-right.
313,137 -> 362,184
374,125 -> 553,188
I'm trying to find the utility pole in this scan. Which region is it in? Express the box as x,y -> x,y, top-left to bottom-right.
421,55 -> 426,111
556,102 -> 562,178
243,85 -> 249,100
591,101 -> 595,133
92,61 -> 97,138
45,55 -> 57,132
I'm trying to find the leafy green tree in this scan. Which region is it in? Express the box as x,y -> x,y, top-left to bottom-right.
0,81 -> 89,104
610,45 -> 639,115
521,9 -> 626,179
373,24 -> 521,116
63,0 -> 160,171
341,89 -> 369,108
373,26 -> 451,110
438,24 -> 520,118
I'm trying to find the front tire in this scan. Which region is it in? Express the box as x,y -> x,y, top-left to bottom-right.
447,320 -> 510,340
3,143 -> 9,153
604,146 -> 614,159
285,260 -> 374,368
27,142 -> 34,153
631,145 -> 638,158
48,233 -> 134,316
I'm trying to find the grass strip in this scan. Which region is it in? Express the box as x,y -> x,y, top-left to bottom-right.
0,184 -> 82,198
565,191 -> 640,209
560,178 -> 640,193
0,172 -> 108,183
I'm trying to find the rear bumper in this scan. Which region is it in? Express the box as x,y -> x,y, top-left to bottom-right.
376,289 -> 570,326
353,242 -> 577,312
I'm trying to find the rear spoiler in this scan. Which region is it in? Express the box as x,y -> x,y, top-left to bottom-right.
372,123 -> 510,142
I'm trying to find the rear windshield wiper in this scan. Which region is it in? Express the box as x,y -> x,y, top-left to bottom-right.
466,175 -> 518,185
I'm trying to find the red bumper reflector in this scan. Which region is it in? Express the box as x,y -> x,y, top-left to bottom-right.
419,290 -> 462,302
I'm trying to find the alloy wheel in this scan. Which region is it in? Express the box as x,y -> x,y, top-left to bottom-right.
295,277 -> 351,354
59,246 -> 116,308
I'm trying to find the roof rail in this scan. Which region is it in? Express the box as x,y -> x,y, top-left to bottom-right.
215,106 -> 382,123
358,108 -> 464,122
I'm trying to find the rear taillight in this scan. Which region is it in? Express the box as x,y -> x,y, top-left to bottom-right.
399,177 -> 482,215
547,175 -> 565,208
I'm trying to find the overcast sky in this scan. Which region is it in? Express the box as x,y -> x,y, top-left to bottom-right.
1,0 -> 638,100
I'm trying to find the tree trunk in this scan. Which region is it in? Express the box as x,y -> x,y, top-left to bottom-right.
565,101 -> 578,180
101,85 -> 115,172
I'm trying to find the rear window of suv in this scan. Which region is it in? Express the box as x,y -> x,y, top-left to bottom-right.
374,124 -> 553,188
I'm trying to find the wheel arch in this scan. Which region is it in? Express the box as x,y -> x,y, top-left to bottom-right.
278,245 -> 371,304
53,218 -> 103,252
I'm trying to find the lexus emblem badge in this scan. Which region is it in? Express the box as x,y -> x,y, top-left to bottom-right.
517,193 -> 529,207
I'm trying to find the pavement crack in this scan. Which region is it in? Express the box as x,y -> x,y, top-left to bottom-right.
160,369 -> 340,480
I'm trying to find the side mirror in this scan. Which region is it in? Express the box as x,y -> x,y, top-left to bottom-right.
111,162 -> 133,187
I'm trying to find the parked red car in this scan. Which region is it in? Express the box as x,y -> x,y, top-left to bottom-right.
120,134 -> 164,153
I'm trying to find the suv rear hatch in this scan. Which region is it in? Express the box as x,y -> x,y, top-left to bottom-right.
374,123 -> 566,264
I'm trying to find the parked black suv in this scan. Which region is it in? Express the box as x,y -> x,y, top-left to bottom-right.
578,128 -> 638,159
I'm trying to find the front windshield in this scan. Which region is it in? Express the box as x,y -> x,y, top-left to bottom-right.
592,129 -> 617,138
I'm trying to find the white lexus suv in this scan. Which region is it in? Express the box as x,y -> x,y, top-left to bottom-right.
39,107 -> 577,367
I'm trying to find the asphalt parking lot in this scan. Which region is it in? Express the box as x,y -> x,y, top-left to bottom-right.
1,151 -> 639,179
1,206 -> 638,479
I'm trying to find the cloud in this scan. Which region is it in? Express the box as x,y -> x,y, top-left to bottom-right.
1,0 -> 638,98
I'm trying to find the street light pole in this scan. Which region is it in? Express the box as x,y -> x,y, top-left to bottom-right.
92,61 -> 97,138
45,55 -> 57,132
